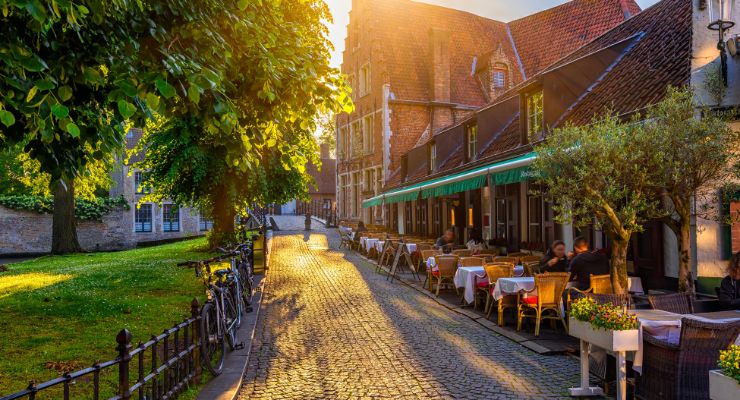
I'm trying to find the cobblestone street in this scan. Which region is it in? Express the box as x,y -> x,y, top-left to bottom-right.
238,216 -> 583,399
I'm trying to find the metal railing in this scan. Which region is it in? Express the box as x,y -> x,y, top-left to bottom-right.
1,299 -> 202,400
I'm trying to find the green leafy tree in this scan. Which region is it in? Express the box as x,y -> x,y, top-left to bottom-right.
644,87 -> 740,292
532,113 -> 664,293
135,0 -> 352,245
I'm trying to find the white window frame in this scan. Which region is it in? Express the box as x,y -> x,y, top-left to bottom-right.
526,90 -> 544,138
429,142 -> 437,172
467,124 -> 477,161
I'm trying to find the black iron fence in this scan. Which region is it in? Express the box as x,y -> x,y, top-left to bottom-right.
1,299 -> 202,400
297,200 -> 337,227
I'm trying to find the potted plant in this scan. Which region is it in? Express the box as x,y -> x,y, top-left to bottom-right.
710,344 -> 740,400
568,297 -> 639,352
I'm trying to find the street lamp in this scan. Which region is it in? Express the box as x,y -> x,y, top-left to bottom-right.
708,0 -> 736,86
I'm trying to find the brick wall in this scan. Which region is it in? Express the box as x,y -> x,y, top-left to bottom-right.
0,206 -> 135,254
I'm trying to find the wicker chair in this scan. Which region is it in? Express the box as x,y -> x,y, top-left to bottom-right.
339,230 -> 353,249
520,255 -> 541,264
522,261 -> 540,276
452,249 -> 472,257
587,292 -> 633,309
636,318 -> 740,400
459,257 -> 485,267
493,256 -> 518,264
431,255 -> 459,296
517,272 -> 570,336
419,249 -> 440,290
478,249 -> 499,256
507,251 -> 527,258
567,274 -> 613,310
482,263 -> 515,325
648,292 -> 695,314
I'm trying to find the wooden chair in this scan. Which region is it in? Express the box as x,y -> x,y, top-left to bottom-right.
431,255 -> 459,296
478,249 -> 499,256
459,257 -> 485,267
517,272 -> 569,336
522,261 -> 540,276
493,256 -> 518,264
648,292 -> 695,314
420,249 -> 440,291
338,229 -> 353,249
482,263 -> 515,325
452,249 -> 472,257
507,251 -> 527,258
637,318 -> 740,400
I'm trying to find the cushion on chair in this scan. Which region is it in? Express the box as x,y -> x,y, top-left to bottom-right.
431,270 -> 440,277
522,296 -> 538,305
476,281 -> 489,288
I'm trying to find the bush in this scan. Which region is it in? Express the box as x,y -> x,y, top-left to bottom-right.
0,195 -> 129,221
719,344 -> 740,384
570,297 -> 638,331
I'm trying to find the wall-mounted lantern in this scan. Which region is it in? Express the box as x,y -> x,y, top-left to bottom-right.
708,0 -> 737,86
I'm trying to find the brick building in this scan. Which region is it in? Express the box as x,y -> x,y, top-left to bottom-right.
336,0 -> 641,223
295,144 -> 337,219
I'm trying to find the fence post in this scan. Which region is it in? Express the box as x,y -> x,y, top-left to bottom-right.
191,298 -> 201,384
116,329 -> 132,400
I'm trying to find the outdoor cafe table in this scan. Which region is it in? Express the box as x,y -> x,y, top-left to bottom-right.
454,266 -> 486,304
630,309 -> 740,374
426,256 -> 524,275
365,238 -> 379,253
405,243 -> 417,253
359,236 -> 369,250
492,276 -> 644,301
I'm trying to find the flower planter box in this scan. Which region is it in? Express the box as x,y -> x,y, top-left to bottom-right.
568,317 -> 639,352
709,370 -> 740,400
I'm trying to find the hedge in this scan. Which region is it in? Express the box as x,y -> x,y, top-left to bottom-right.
0,195 -> 130,221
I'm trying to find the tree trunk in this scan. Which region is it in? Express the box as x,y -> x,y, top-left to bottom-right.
677,216 -> 695,293
51,178 -> 82,254
610,237 -> 630,294
211,183 -> 235,247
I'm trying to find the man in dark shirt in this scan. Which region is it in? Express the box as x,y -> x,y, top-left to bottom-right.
568,236 -> 610,290
435,228 -> 456,253
719,252 -> 740,310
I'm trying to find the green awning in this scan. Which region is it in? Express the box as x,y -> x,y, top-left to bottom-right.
362,197 -> 383,208
385,191 -> 420,204
422,175 -> 487,199
493,165 -> 540,185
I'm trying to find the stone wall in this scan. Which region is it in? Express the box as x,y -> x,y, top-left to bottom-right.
0,206 -> 136,255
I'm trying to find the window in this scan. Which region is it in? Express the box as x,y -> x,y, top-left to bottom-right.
466,123 -> 478,161
162,204 -> 180,232
375,167 -> 383,195
348,74 -> 356,100
363,169 -> 374,192
493,69 -> 506,88
468,207 -> 474,227
429,142 -> 437,172
135,204 -> 152,233
363,115 -> 374,154
339,127 -> 349,160
528,195 -> 543,246
352,172 -> 361,217
134,171 -> 149,194
199,213 -> 213,231
359,64 -> 371,96
526,90 -> 544,139
351,121 -> 362,156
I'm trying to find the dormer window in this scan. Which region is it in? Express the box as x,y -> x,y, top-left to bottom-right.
492,68 -> 506,89
466,123 -> 478,161
525,90 -> 544,140
429,141 -> 437,173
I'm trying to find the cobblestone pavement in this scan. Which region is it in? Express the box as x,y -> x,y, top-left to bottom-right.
238,217 -> 583,399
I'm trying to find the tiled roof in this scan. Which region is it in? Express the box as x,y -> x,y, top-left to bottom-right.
507,0 -> 642,78
384,0 -> 692,192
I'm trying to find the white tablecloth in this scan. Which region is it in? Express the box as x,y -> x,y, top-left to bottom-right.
374,240 -> 385,253
365,238 -> 379,253
492,277 -> 535,300
405,243 -> 417,253
359,236 -> 368,250
454,266 -> 486,304
628,277 -> 644,294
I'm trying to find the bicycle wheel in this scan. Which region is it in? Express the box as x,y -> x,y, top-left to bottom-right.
222,291 -> 239,350
238,260 -> 253,309
200,302 -> 225,376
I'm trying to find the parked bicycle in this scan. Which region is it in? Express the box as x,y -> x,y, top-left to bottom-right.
179,254 -> 244,376
219,241 -> 255,312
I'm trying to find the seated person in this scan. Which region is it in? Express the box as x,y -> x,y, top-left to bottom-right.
435,228 -> 456,253
539,240 -> 568,273
568,236 -> 610,290
719,251 -> 740,310
352,221 -> 368,242
466,228 -> 488,253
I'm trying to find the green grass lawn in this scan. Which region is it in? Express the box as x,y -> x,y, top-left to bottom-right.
0,238 -> 215,398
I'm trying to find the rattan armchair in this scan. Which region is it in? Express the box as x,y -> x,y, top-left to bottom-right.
517,272 -> 570,336
493,256 -> 518,264
482,263 -> 515,325
431,255 -> 459,296
419,249 -> 441,291
520,255 -> 541,264
567,274 -> 613,309
522,261 -> 540,276
459,257 -> 485,267
452,249 -> 472,257
648,292 -> 695,314
636,318 -> 740,400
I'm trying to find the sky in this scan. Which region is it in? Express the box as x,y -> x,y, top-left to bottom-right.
325,0 -> 660,68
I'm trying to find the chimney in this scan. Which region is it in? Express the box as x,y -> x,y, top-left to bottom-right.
320,143 -> 330,159
430,28 -> 451,103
